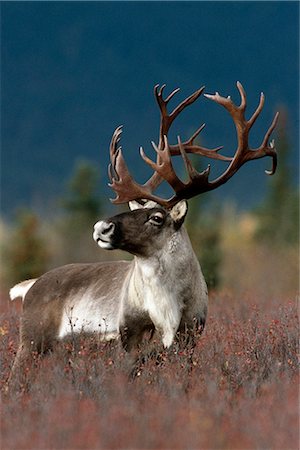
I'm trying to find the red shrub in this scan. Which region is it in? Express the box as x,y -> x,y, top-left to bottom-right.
1,291 -> 299,449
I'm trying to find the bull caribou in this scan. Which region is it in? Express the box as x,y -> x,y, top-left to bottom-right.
9,82 -> 278,382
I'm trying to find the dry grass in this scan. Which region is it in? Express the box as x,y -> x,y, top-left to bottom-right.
1,291 -> 298,450
220,212 -> 299,298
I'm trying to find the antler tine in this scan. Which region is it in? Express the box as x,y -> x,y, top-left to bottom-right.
177,135 -> 202,181
187,123 -> 206,142
154,84 -> 205,143
261,111 -> 280,150
170,86 -> 205,121
264,139 -> 277,176
236,80 -> 247,111
154,84 -> 181,107
110,125 -> 123,156
248,92 -> 265,128
165,87 -> 181,103
108,125 -> 123,182
257,111 -> 279,175
168,123 -> 231,162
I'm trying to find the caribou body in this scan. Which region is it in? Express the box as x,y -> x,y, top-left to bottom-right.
9,200 -> 207,380
9,81 -> 278,383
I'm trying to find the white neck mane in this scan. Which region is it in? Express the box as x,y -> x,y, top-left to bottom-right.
128,228 -> 198,347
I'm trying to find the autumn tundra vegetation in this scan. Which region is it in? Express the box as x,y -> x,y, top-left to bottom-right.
0,86 -> 299,449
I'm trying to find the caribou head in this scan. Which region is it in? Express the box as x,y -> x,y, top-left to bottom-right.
93,200 -> 188,256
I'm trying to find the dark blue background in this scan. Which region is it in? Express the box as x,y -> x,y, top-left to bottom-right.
1,1 -> 299,215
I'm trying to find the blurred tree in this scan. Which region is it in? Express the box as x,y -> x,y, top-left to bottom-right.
61,160 -> 102,226
58,160 -> 103,263
2,210 -> 49,286
255,111 -> 299,246
186,202 -> 223,290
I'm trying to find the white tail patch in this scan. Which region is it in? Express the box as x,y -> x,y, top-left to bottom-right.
9,279 -> 37,302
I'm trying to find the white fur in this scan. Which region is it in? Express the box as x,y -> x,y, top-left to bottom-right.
58,290 -> 119,340
9,279 -> 37,302
142,263 -> 183,347
93,221 -> 115,249
129,200 -> 158,210
127,231 -> 188,347
97,240 -> 114,250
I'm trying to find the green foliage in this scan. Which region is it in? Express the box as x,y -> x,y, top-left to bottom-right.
61,160 -> 102,227
255,112 -> 299,246
2,210 -> 49,286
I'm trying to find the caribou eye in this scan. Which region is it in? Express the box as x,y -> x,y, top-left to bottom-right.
149,213 -> 164,226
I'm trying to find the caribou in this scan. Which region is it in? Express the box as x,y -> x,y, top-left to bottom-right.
9,82 -> 278,382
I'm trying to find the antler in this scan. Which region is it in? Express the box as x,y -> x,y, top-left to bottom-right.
108,82 -> 279,209
144,84 -> 230,192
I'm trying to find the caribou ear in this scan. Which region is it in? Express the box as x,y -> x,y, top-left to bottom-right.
170,200 -> 188,227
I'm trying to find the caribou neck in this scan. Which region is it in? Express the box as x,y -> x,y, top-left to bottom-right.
133,226 -> 193,280
127,227 -> 198,347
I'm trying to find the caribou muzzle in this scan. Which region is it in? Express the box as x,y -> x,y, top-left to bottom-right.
93,220 -> 116,249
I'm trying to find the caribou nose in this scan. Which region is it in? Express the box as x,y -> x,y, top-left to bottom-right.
93,221 -> 116,249
94,221 -> 115,237
103,221 -> 115,235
